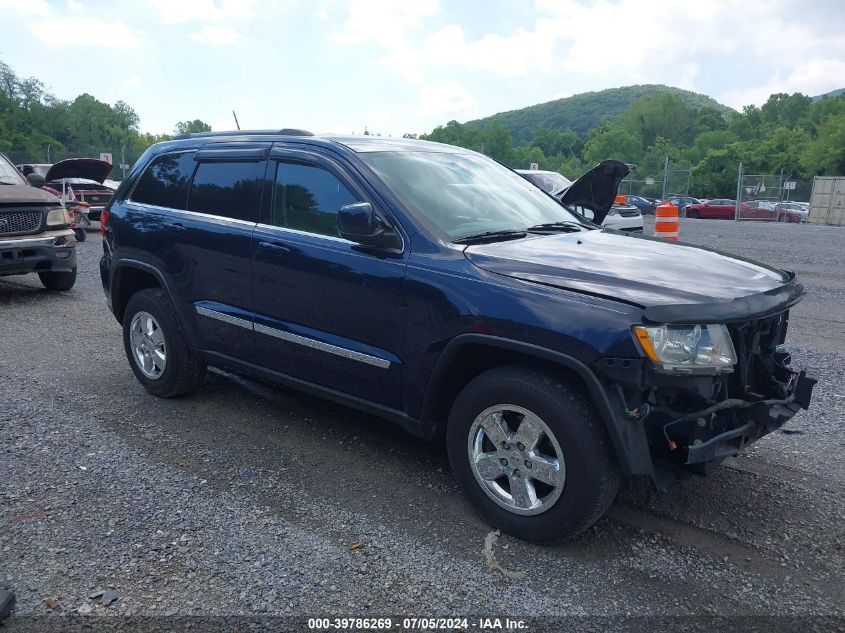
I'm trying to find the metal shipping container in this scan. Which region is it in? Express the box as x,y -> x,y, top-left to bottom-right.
809,176 -> 845,226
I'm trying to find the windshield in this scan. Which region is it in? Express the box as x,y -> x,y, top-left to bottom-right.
0,154 -> 27,185
360,151 -> 584,241
523,171 -> 572,195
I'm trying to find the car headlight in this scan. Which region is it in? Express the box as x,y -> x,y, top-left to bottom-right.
632,324 -> 736,374
46,207 -> 73,228
606,206 -> 619,216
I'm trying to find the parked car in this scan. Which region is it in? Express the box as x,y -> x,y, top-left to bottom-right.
18,159 -> 114,221
0,151 -> 77,290
624,195 -> 655,215
684,199 -> 736,219
776,202 -> 808,222
664,196 -> 701,212
516,166 -> 643,233
516,169 -> 572,196
101,130 -> 816,543
739,200 -> 779,220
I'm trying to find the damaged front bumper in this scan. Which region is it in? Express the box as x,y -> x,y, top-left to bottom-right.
593,307 -> 817,483
683,368 -> 816,465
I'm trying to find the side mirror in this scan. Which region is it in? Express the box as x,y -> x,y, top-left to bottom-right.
27,173 -> 46,188
338,202 -> 394,247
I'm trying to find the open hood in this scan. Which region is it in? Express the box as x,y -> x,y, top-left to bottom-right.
559,160 -> 630,224
45,158 -> 112,184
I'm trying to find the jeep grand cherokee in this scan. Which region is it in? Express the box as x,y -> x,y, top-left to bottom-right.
100,130 -> 816,542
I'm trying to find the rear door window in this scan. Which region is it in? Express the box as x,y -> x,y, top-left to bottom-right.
131,151 -> 196,209
188,161 -> 265,223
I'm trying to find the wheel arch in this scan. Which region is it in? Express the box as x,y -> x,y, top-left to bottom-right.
111,259 -> 172,324
421,334 -> 655,479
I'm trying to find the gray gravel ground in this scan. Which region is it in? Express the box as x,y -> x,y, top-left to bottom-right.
1,218 -> 843,630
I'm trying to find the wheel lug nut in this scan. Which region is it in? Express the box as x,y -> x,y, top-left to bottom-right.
517,442 -> 525,451
501,442 -> 510,450
500,458 -> 508,466
525,460 -> 532,469
513,469 -> 521,477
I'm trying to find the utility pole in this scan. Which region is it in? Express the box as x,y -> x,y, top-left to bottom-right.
734,162 -> 743,221
121,144 -> 127,179
47,143 -> 51,163
661,156 -> 669,201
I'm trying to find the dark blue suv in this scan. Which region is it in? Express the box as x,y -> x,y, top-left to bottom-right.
100,130 -> 815,542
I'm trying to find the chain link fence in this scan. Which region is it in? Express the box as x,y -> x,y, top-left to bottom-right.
736,166 -> 785,222
5,144 -> 143,181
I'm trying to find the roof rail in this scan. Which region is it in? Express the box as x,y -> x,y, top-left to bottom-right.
171,129 -> 314,140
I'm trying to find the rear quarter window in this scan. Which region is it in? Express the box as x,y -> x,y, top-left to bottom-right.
130,151 -> 196,209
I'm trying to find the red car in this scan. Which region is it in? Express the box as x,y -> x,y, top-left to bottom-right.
684,199 -> 736,219
739,201 -> 800,222
17,159 -> 114,221
685,199 -> 802,222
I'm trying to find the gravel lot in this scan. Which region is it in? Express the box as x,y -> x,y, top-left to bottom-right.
1,218 -> 843,630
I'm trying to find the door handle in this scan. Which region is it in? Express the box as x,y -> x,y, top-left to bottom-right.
259,240 -> 290,253
164,222 -> 186,232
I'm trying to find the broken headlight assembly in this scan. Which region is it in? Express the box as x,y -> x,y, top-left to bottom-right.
632,324 -> 736,375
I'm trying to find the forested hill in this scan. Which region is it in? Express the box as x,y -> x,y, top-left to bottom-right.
813,88 -> 845,100
460,84 -> 734,143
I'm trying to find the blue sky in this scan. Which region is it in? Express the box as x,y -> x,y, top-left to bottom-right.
1,0 -> 844,137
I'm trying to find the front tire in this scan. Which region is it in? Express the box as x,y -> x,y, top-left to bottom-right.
686,210 -> 700,219
122,288 -> 206,397
447,366 -> 620,543
39,267 -> 77,291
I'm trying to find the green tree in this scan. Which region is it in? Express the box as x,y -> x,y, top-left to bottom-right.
582,123 -> 640,164
174,119 -> 212,135
482,123 -> 513,164
801,113 -> 845,175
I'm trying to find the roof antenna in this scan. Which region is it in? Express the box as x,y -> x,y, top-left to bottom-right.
232,110 -> 240,130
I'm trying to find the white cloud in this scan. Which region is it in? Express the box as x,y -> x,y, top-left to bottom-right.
0,0 -> 49,15
719,58 -> 845,109
414,81 -> 478,117
333,0 -> 439,49
190,25 -> 240,45
30,17 -> 141,48
126,75 -> 141,87
151,0 -> 255,24
343,0 -> 845,116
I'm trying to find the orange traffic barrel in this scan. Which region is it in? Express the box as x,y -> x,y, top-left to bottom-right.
654,201 -> 679,240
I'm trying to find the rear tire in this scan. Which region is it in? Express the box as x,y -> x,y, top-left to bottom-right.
686,210 -> 700,219
74,228 -> 87,242
122,288 -> 206,397
39,267 -> 77,291
446,366 -> 621,543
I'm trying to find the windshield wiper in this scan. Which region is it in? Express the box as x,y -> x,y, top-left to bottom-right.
453,229 -> 528,244
526,221 -> 586,232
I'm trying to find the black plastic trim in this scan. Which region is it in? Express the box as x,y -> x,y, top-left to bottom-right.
422,333 -> 655,478
201,351 -> 427,438
643,279 -> 805,324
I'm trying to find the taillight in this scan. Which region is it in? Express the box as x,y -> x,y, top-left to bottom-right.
100,207 -> 110,238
